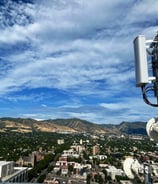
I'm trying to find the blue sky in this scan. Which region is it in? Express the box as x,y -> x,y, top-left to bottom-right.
0,0 -> 158,124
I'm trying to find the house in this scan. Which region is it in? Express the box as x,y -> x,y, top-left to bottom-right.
62,149 -> 79,158
61,165 -> 68,175
105,165 -> 124,180
16,155 -> 34,167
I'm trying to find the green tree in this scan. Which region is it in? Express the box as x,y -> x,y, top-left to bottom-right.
86,174 -> 91,184
94,174 -> 104,184
68,165 -> 73,173
37,174 -> 46,183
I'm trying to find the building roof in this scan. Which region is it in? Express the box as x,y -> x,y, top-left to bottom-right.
0,161 -> 13,166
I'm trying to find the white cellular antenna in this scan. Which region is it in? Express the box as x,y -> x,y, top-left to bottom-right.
134,35 -> 149,87
133,32 -> 158,106
133,33 -> 158,184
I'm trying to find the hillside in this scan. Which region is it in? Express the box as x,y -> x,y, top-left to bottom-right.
0,117 -> 147,135
45,118 -> 108,134
0,118 -> 76,133
117,121 -> 147,135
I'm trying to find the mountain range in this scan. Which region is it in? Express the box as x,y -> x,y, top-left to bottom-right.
0,117 -> 147,135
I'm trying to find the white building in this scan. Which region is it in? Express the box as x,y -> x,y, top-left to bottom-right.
0,161 -> 14,178
61,165 -> 68,175
57,139 -> 64,145
0,161 -> 28,182
80,139 -> 83,145
120,180 -> 133,184
62,149 -> 79,158
71,145 -> 85,154
93,155 -> 107,160
151,163 -> 158,176
99,163 -> 108,168
105,165 -> 124,180
56,157 -> 68,167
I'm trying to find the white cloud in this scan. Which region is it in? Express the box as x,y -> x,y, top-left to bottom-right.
0,0 -> 157,123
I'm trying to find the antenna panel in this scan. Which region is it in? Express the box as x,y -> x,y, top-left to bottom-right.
134,35 -> 149,87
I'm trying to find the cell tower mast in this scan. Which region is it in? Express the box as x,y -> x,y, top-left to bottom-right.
134,32 -> 158,106
133,32 -> 158,184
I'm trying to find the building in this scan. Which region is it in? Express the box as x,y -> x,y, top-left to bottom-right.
93,155 -> 107,160
0,161 -> 14,178
0,161 -> 28,182
16,150 -> 44,167
61,165 -> 68,175
44,179 -> 60,184
32,151 -> 45,162
71,145 -> 85,154
62,149 -> 79,158
57,157 -> 68,167
120,180 -> 133,184
105,165 -> 124,180
57,139 -> 64,145
80,139 -> 83,145
16,155 -> 34,167
44,174 -> 60,184
93,145 -> 100,156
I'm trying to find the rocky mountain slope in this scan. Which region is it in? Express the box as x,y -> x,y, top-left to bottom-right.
0,117 -> 147,135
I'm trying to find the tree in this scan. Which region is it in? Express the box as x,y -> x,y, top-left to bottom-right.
94,174 -> 104,184
37,174 -> 46,183
86,174 -> 91,184
68,165 -> 73,173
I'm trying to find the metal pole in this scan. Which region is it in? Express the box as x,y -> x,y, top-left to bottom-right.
151,34 -> 158,104
144,164 -> 153,184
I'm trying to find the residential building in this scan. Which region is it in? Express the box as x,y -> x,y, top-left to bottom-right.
16,155 -> 34,167
57,139 -> 64,145
0,161 -> 28,182
93,145 -> 100,156
61,165 -> 68,175
70,145 -> 85,154
93,154 -> 107,160
105,165 -> 124,180
62,149 -> 79,158
57,157 -> 68,167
